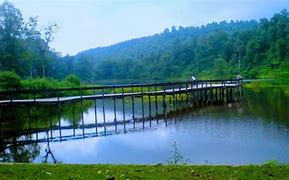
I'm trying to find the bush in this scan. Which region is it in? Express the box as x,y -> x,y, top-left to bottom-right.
22,77 -> 59,90
62,74 -> 81,87
0,71 -> 22,91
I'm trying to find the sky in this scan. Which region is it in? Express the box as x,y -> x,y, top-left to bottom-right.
2,0 -> 289,55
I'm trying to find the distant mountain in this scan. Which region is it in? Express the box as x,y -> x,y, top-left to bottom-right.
75,20 -> 258,65
62,10 -> 289,83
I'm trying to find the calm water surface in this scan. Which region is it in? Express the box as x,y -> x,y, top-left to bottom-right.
1,87 -> 289,164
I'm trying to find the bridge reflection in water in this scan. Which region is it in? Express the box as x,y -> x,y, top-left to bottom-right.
0,79 -> 242,162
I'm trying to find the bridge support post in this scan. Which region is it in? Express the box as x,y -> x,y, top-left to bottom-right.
130,85 -> 135,129
72,103 -> 76,136
102,88 -> 106,132
148,84 -> 152,119
58,102 -> 62,140
141,86 -> 145,129
94,99 -> 98,133
113,86 -> 117,130
132,96 -> 135,128
122,87 -> 126,133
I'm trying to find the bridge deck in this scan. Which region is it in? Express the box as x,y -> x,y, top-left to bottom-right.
0,83 -> 238,105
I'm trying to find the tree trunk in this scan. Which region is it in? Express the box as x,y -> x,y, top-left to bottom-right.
42,64 -> 45,77
41,50 -> 45,77
29,65 -> 33,77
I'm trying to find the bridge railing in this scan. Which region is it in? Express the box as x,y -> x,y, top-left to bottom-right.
0,79 -> 242,102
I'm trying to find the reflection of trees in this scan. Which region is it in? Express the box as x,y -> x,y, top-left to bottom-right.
0,136 -> 40,163
43,131 -> 57,163
0,100 -> 93,133
59,100 -> 93,123
245,87 -> 289,125
0,100 -> 93,163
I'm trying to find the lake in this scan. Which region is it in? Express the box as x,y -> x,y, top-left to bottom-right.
1,87 -> 289,165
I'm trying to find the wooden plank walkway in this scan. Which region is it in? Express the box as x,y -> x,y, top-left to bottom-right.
0,83 -> 238,105
0,79 -> 243,150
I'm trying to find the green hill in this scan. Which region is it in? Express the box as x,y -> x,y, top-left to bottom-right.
67,10 -> 289,82
1,1 -> 288,84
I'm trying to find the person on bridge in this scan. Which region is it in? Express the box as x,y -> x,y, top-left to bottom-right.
191,76 -> 197,81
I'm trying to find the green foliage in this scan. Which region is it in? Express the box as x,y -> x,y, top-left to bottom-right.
213,58 -> 230,79
71,9 -> 289,82
0,71 -> 22,90
0,1 -> 59,79
22,77 -> 59,89
0,1 -> 24,74
62,74 -> 81,87
264,160 -> 281,166
19,76 -> 85,98
1,1 -> 289,84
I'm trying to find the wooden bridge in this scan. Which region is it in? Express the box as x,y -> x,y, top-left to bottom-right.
0,79 -> 243,140
0,79 -> 243,161
0,79 -> 242,105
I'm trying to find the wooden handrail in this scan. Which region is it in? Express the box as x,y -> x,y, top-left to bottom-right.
0,79 -> 242,97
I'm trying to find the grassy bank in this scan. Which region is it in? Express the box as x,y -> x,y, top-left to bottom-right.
243,78 -> 289,92
0,163 -> 289,179
243,80 -> 289,98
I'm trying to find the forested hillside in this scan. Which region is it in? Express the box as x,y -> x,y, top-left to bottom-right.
1,1 -> 289,87
68,9 -> 289,82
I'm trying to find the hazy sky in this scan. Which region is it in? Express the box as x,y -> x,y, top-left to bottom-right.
2,0 -> 289,55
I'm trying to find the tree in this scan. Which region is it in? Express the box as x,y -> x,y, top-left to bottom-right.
0,1 -> 23,73
22,17 -> 41,77
0,1 -> 60,79
0,71 -> 22,90
213,57 -> 229,78
38,22 -> 58,77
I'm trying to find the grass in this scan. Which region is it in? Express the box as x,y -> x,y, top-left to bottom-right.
0,163 -> 289,179
243,78 -> 289,89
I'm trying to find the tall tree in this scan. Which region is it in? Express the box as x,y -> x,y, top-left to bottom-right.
39,23 -> 58,77
23,17 -> 41,77
0,1 -> 23,73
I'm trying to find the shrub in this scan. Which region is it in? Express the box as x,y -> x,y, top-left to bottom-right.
0,71 -> 22,91
22,77 -> 59,90
62,74 -> 81,87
